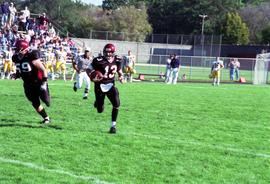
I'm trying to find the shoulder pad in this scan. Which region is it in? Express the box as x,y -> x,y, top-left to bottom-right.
94,56 -> 104,62
115,55 -> 122,62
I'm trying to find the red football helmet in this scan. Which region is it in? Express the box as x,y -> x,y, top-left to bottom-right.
15,40 -> 29,52
103,43 -> 116,58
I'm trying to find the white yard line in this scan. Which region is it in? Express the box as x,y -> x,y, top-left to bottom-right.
0,157 -> 114,184
132,133 -> 270,159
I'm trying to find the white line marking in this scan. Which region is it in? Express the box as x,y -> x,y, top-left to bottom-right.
0,157 -> 114,184
132,133 -> 270,159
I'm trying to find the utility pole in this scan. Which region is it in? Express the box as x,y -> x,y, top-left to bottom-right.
199,14 -> 207,57
199,14 -> 207,36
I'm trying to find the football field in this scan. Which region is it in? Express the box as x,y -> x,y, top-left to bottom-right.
0,80 -> 270,184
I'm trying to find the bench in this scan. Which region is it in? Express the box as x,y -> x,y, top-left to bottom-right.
138,73 -> 165,80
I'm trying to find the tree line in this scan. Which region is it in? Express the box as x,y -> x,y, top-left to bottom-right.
5,0 -> 270,45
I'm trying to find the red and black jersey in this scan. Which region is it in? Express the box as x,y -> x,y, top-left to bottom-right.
12,50 -> 43,84
91,55 -> 122,84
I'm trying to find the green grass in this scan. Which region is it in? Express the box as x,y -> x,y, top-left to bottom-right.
0,80 -> 270,184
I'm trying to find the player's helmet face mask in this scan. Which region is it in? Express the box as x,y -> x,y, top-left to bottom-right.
103,43 -> 115,61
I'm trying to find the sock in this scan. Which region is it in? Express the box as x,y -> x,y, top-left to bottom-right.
112,107 -> 118,122
84,88 -> 89,94
38,108 -> 49,119
112,121 -> 116,128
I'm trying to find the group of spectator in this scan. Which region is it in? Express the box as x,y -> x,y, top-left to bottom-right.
0,1 -> 80,80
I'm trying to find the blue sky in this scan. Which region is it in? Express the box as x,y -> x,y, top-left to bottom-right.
80,0 -> 102,6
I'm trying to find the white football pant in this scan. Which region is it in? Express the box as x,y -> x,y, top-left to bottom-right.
75,71 -> 91,94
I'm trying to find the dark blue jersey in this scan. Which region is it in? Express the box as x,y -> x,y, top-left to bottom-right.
170,58 -> 180,68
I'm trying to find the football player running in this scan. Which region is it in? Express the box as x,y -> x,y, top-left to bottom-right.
72,47 -> 92,99
86,43 -> 124,134
12,40 -> 51,124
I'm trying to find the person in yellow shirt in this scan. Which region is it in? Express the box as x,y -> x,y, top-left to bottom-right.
2,47 -> 14,79
55,46 -> 67,81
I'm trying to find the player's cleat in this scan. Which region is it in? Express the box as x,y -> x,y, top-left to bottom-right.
42,118 -> 51,124
109,127 -> 116,134
73,82 -> 77,92
83,96 -> 88,100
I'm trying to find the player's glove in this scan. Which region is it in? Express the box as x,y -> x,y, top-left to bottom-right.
40,77 -> 48,91
10,72 -> 21,80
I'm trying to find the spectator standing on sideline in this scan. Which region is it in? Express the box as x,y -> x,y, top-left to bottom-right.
73,47 -> 92,99
228,58 -> 240,81
1,1 -> 9,28
8,2 -> 17,27
234,58 -> 240,81
165,54 -> 172,83
228,58 -> 236,81
167,54 -> 180,84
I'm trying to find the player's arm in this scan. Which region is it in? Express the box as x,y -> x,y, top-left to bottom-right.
220,62 -> 224,69
32,59 -> 48,78
72,56 -> 79,73
11,55 -> 21,79
211,64 -> 214,72
32,58 -> 48,91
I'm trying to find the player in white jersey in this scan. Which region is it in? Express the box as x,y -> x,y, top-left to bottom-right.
72,47 -> 92,99
122,50 -> 136,82
2,47 -> 14,79
210,57 -> 224,86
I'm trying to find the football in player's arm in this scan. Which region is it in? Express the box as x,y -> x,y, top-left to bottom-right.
12,40 -> 51,124
86,43 -> 123,134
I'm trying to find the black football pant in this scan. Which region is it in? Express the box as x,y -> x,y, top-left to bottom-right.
94,84 -> 120,122
24,83 -> 51,109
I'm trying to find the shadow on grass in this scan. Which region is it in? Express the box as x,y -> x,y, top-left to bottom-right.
0,118 -> 63,130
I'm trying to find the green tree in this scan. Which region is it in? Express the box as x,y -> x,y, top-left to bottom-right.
95,6 -> 152,41
147,0 -> 240,34
222,12 -> 249,44
261,25 -> 270,44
